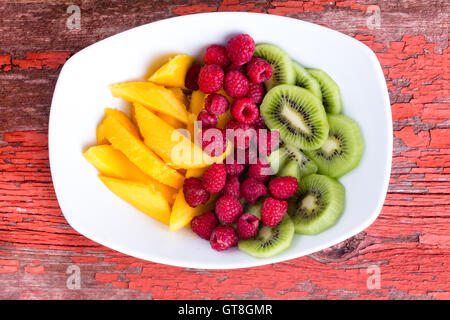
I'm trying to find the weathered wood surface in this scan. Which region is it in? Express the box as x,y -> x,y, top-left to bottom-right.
0,0 -> 449,300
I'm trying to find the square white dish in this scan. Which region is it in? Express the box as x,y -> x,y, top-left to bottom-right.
49,12 -> 392,269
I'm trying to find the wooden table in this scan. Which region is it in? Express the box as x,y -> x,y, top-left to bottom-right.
0,0 -> 448,300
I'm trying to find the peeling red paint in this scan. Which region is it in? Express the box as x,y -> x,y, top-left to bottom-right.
12,51 -> 71,70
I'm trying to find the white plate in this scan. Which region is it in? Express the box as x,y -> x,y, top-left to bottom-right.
49,12 -> 392,269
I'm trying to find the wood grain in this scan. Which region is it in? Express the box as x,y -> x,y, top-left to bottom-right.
0,0 -> 449,300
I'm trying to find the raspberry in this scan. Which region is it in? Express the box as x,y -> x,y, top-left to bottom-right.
246,57 -> 273,83
226,34 -> 255,66
261,197 -> 288,227
248,159 -> 271,182
198,64 -> 224,94
224,70 -> 249,98
223,175 -> 241,198
246,82 -> 265,104
185,63 -> 201,91
255,130 -> 280,156
253,115 -> 267,130
197,109 -> 219,128
231,98 -> 259,125
234,145 -> 258,165
205,93 -> 229,115
237,213 -> 259,239
225,120 -> 256,149
269,176 -> 299,200
240,178 -> 267,204
210,226 -> 238,251
225,162 -> 244,176
215,195 -> 243,224
191,211 -> 218,240
183,178 -> 210,208
204,44 -> 230,67
200,128 -> 228,157
225,63 -> 245,73
202,163 -> 227,193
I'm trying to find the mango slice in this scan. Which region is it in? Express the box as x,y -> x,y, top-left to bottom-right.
157,112 -> 185,129
169,189 -> 218,232
110,82 -> 189,124
83,145 -> 176,203
185,167 -> 208,179
99,175 -> 171,225
134,104 -> 213,169
148,54 -> 195,89
102,111 -> 184,189
96,120 -> 108,144
169,87 -> 188,106
189,90 -> 206,115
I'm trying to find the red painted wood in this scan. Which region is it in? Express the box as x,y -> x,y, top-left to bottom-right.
0,0 -> 448,300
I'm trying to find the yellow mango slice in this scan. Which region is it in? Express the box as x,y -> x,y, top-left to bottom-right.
102,113 -> 184,189
134,104 -> 213,169
157,112 -> 185,129
96,120 -> 108,144
169,87 -> 188,106
104,108 -> 140,138
189,90 -> 206,115
148,54 -> 195,89
169,189 -> 218,232
99,175 -> 171,225
110,82 -> 189,124
83,145 -> 176,203
185,167 -> 208,179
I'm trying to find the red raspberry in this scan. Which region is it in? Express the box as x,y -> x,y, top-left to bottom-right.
197,109 -> 218,128
191,211 -> 218,240
225,162 -> 244,176
231,98 -> 259,125
185,63 -> 201,91
261,197 -> 288,227
204,44 -> 230,67
215,195 -> 243,224
234,145 -> 258,165
269,176 -> 299,200
241,178 -> 267,204
223,175 -> 241,198
253,115 -> 266,130
226,34 -> 255,66
183,178 -> 210,208
246,57 -> 273,83
237,213 -> 259,239
246,82 -> 265,104
248,159 -> 271,182
198,64 -> 224,94
200,128 -> 228,157
225,120 -> 256,149
210,226 -> 238,251
226,63 -> 245,73
224,70 -> 249,99
205,93 -> 229,116
202,163 -> 227,193
255,130 -> 280,156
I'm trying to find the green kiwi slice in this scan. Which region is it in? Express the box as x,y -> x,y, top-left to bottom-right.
306,68 -> 343,114
254,43 -> 295,90
238,215 -> 295,258
260,84 -> 329,150
246,200 -> 263,220
293,62 -> 322,100
288,174 -> 345,235
278,160 -> 301,183
268,145 -> 318,179
304,114 -> 364,178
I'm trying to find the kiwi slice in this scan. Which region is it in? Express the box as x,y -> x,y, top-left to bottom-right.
288,174 -> 345,235
278,160 -> 301,183
304,114 -> 363,178
306,68 -> 343,114
269,144 -> 318,178
238,215 -> 295,258
246,200 -> 263,220
260,84 -> 329,150
254,43 -> 295,90
293,62 -> 322,100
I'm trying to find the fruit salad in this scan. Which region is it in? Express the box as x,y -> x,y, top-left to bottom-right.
83,33 -> 364,259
